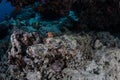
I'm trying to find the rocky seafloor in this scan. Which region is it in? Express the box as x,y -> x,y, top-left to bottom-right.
0,29 -> 120,80
0,0 -> 120,80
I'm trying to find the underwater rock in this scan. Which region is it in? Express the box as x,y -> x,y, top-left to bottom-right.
7,29 -> 120,80
8,29 -> 43,58
94,39 -> 103,49
26,71 -> 41,80
7,30 -> 81,79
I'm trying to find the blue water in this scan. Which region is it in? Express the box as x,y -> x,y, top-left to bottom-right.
0,0 -> 14,22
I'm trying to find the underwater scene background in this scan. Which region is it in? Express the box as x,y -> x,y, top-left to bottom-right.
0,0 -> 120,80
0,0 -> 14,22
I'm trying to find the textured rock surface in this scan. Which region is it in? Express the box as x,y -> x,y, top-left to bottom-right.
6,29 -> 120,80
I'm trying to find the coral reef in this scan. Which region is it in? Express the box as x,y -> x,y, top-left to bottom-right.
6,29 -> 120,80
0,0 -> 120,80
